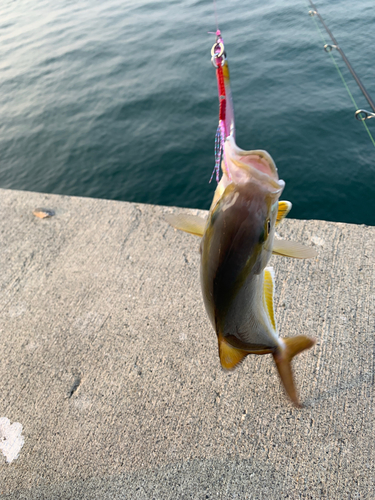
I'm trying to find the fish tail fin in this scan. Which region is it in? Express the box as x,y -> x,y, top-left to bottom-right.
272,336 -> 316,407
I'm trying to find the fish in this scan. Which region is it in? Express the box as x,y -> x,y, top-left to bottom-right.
165,31 -> 316,407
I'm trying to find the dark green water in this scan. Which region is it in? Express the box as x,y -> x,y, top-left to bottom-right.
1,0 -> 374,224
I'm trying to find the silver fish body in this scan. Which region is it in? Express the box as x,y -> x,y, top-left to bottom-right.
166,136 -> 316,406
200,180 -> 281,351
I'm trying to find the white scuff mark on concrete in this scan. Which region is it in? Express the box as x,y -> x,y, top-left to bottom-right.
25,341 -> 38,351
8,303 -> 27,318
0,417 -> 25,464
74,395 -> 92,411
73,312 -> 105,337
311,236 -> 325,247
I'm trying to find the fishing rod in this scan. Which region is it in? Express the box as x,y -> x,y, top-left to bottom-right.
308,0 -> 375,122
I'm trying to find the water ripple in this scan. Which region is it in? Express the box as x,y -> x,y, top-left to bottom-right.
0,0 -> 374,223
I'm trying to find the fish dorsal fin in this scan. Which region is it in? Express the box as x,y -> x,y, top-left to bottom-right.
276,201 -> 292,226
263,267 -> 276,333
218,336 -> 248,371
164,213 -> 206,237
273,239 -> 317,259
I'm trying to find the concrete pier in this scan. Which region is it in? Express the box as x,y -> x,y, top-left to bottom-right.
0,188 -> 373,499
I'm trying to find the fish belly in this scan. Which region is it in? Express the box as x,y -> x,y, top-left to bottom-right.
222,272 -> 281,349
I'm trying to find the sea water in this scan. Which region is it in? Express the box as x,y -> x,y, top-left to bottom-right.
0,0 -> 374,224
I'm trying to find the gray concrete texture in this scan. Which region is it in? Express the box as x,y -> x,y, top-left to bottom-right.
0,188 -> 373,499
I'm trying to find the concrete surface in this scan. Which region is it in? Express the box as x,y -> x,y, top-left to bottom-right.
0,188 -> 373,499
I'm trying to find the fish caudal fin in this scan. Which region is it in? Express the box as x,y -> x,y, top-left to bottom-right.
273,239 -> 317,259
272,336 -> 316,407
165,213 -> 206,237
276,201 -> 292,225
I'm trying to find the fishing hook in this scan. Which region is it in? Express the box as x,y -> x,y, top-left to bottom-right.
355,109 -> 375,121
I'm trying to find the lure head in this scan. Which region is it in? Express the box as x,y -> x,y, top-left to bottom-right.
201,135 -> 285,326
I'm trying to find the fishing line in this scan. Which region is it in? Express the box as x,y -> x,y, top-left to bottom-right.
307,1 -> 375,148
213,0 -> 219,32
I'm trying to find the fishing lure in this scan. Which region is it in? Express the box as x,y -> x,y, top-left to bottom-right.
166,31 -> 317,406
210,30 -> 234,182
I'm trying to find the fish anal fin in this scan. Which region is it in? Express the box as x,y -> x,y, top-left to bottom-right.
218,336 -> 249,371
263,267 -> 276,332
272,335 -> 316,407
218,334 -> 275,370
273,239 -> 317,259
276,201 -> 292,226
164,213 -> 206,237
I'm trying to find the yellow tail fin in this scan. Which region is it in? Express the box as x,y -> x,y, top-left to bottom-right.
272,336 -> 315,407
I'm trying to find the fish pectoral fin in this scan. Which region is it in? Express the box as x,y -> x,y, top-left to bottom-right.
272,336 -> 316,407
263,267 -> 276,332
273,239 -> 317,259
276,201 -> 292,226
218,336 -> 249,371
164,213 -> 206,237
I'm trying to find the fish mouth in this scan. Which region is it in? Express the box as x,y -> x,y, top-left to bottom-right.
223,135 -> 285,194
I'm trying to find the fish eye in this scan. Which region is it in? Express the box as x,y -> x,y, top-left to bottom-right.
264,218 -> 271,238
259,218 -> 272,243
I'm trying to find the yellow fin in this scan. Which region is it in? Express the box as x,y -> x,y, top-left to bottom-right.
218,336 -> 248,371
273,239 -> 317,259
164,213 -> 206,237
263,267 -> 276,332
273,336 -> 316,407
276,201 -> 292,226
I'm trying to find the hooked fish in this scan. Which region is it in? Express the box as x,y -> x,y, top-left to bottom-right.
166,31 -> 316,407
